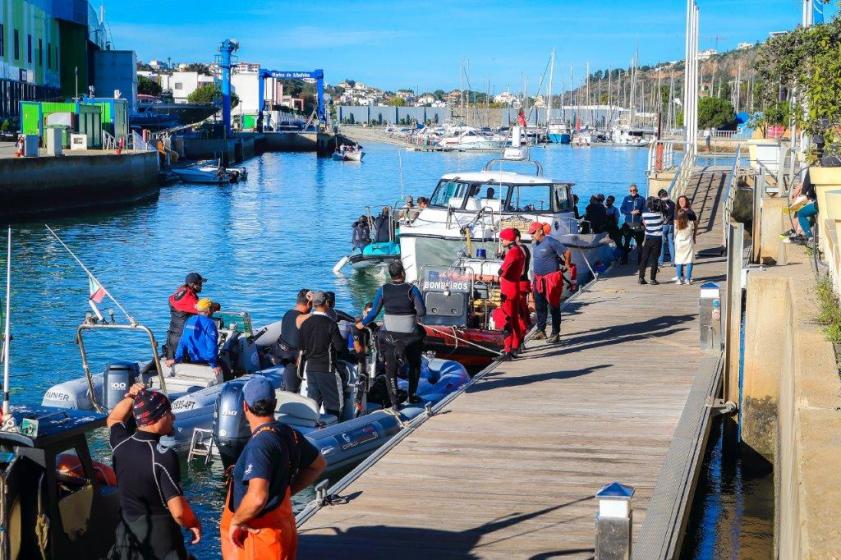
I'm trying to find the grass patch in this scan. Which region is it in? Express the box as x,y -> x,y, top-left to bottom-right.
816,275 -> 841,343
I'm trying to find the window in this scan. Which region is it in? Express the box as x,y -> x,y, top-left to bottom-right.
27,34 -> 31,64
174,82 -> 183,90
506,185 -> 553,213
14,30 -> 19,60
552,184 -> 573,212
38,39 -> 42,66
429,180 -> 470,208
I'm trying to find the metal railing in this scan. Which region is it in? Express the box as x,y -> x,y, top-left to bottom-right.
102,130 -> 116,150
647,140 -> 678,176
666,148 -> 696,199
721,144 -> 744,252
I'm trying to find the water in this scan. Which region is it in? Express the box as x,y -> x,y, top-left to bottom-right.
681,419 -> 774,559
3,142 -> 652,557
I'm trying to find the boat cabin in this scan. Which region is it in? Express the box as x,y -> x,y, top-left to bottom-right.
428,172 -> 574,215
0,407 -> 119,559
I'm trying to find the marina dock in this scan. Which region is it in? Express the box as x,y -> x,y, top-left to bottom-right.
296,167 -> 730,558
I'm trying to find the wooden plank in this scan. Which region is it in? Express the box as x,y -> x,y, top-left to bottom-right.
298,171 -> 730,559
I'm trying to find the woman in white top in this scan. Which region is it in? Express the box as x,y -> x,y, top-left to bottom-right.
674,208 -> 696,284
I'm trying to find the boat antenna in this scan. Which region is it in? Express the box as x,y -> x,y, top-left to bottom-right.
2,228 -> 11,416
44,224 -> 136,325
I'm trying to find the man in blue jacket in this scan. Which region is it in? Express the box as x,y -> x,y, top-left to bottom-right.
168,297 -> 222,379
619,183 -> 646,264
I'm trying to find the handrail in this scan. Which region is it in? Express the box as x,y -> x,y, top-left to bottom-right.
483,158 -> 543,176
666,149 -> 696,199
721,144 -> 743,251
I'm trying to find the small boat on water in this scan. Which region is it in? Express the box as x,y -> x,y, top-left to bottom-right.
171,163 -> 233,185
332,144 -> 364,161
547,123 -> 571,144
197,159 -> 248,181
334,206 -> 401,273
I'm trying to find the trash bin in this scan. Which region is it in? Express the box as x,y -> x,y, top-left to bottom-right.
699,282 -> 722,352
45,127 -> 64,156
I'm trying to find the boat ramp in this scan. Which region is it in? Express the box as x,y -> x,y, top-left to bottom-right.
295,166 -> 731,558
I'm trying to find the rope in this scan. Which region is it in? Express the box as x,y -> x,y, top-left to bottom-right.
420,323 -> 503,356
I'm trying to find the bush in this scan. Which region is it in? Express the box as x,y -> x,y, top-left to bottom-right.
816,276 -> 841,343
698,97 -> 736,130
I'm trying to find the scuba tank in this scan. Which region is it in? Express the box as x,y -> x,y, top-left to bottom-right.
212,381 -> 252,469
103,362 -> 140,410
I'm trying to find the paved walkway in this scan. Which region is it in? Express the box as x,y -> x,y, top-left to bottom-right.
298,170 -> 729,559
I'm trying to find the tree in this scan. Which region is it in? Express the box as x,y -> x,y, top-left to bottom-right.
698,96 -> 736,129
344,79 -> 356,88
187,83 -> 239,107
137,75 -> 162,96
387,96 -> 406,107
433,89 -> 446,100
183,63 -> 211,74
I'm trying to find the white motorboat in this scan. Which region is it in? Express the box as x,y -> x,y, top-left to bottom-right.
437,129 -> 507,151
197,159 -> 248,181
333,144 -> 365,161
610,125 -> 652,147
171,163 -> 232,184
399,147 -> 589,282
572,133 -> 591,147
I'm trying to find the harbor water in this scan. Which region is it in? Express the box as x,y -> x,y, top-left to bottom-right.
2,142 -> 766,556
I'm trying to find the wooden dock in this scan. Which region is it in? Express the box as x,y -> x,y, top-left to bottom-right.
298,169 -> 730,559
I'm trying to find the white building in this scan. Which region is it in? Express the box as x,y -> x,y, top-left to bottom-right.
494,91 -> 518,106
149,59 -> 169,70
697,48 -> 718,61
170,71 -> 214,103
737,42 -> 753,50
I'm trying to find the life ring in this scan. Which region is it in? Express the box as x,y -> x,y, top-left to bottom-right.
56,454 -> 117,487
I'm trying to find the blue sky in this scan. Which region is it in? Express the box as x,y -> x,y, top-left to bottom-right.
104,0 -> 836,92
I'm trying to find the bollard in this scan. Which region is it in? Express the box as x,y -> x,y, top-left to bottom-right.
595,482 -> 635,560
698,282 -> 722,352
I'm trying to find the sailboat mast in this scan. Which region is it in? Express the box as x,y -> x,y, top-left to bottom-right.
547,49 -> 555,127
2,228 -> 11,416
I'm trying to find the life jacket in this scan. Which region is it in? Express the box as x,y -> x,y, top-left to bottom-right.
167,285 -> 198,332
382,282 -> 417,333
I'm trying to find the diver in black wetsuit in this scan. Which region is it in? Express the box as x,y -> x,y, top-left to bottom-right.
356,261 -> 426,409
277,288 -> 311,393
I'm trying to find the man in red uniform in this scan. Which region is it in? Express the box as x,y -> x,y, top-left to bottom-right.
165,272 -> 206,359
498,228 -> 525,360
514,229 -> 532,349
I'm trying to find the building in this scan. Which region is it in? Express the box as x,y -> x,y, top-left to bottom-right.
737,42 -> 753,50
697,48 -> 718,61
0,1 -> 124,122
94,50 -> 137,111
170,71 -> 214,103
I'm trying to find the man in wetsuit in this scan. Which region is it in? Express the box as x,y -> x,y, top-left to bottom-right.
221,377 -> 326,560
498,228 -> 526,360
356,261 -> 426,408
165,272 -> 207,359
277,289 -> 311,393
108,385 -> 202,559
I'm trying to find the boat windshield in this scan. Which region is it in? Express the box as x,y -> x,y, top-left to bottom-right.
429,180 -> 573,213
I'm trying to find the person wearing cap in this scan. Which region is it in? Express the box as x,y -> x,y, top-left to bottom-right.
529,221 -> 570,343
168,297 -> 224,379
107,385 -> 201,559
165,272 -> 209,359
356,260 -> 426,407
298,291 -> 348,418
498,228 -> 526,359
221,377 -> 325,560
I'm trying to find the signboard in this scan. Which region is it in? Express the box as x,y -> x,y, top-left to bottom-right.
421,267 -> 472,293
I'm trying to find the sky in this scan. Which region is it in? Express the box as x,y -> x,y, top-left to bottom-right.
104,0 -> 837,93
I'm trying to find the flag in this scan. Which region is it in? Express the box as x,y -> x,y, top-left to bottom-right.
88,277 -> 106,303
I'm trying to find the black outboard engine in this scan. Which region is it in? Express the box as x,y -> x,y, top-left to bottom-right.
212,381 -> 252,469
103,361 -> 140,410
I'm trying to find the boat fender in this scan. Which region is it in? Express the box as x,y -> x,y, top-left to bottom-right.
56,454 -> 117,487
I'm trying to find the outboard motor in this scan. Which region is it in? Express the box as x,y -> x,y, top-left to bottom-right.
103,362 -> 140,410
212,381 -> 252,469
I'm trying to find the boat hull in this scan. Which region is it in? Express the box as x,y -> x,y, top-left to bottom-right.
422,325 -> 503,368
548,133 -> 571,144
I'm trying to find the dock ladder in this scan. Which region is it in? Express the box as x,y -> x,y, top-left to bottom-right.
187,428 -> 215,465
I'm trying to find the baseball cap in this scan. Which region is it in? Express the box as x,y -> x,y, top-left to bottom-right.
527,221 -> 545,234
499,228 -> 517,241
133,389 -> 172,426
310,290 -> 327,305
185,272 -> 206,285
196,298 -> 214,312
243,376 -> 275,407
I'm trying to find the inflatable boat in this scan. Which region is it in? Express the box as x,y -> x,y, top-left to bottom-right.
41,310 -> 470,474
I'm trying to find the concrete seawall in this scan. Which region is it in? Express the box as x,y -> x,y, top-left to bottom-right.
741,247 -> 841,557
0,151 -> 160,220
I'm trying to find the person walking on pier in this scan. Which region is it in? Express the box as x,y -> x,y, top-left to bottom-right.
165,272 -> 209,359
298,291 -> 347,419
108,385 -> 202,560
357,261 -> 426,407
620,184 -> 646,265
221,376 -> 326,560
529,222 -> 568,344
674,208 -> 696,284
638,197 -> 665,285
498,228 -> 526,359
676,195 -> 697,222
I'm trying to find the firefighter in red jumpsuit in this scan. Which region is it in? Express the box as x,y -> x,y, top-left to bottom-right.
498,228 -> 525,360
